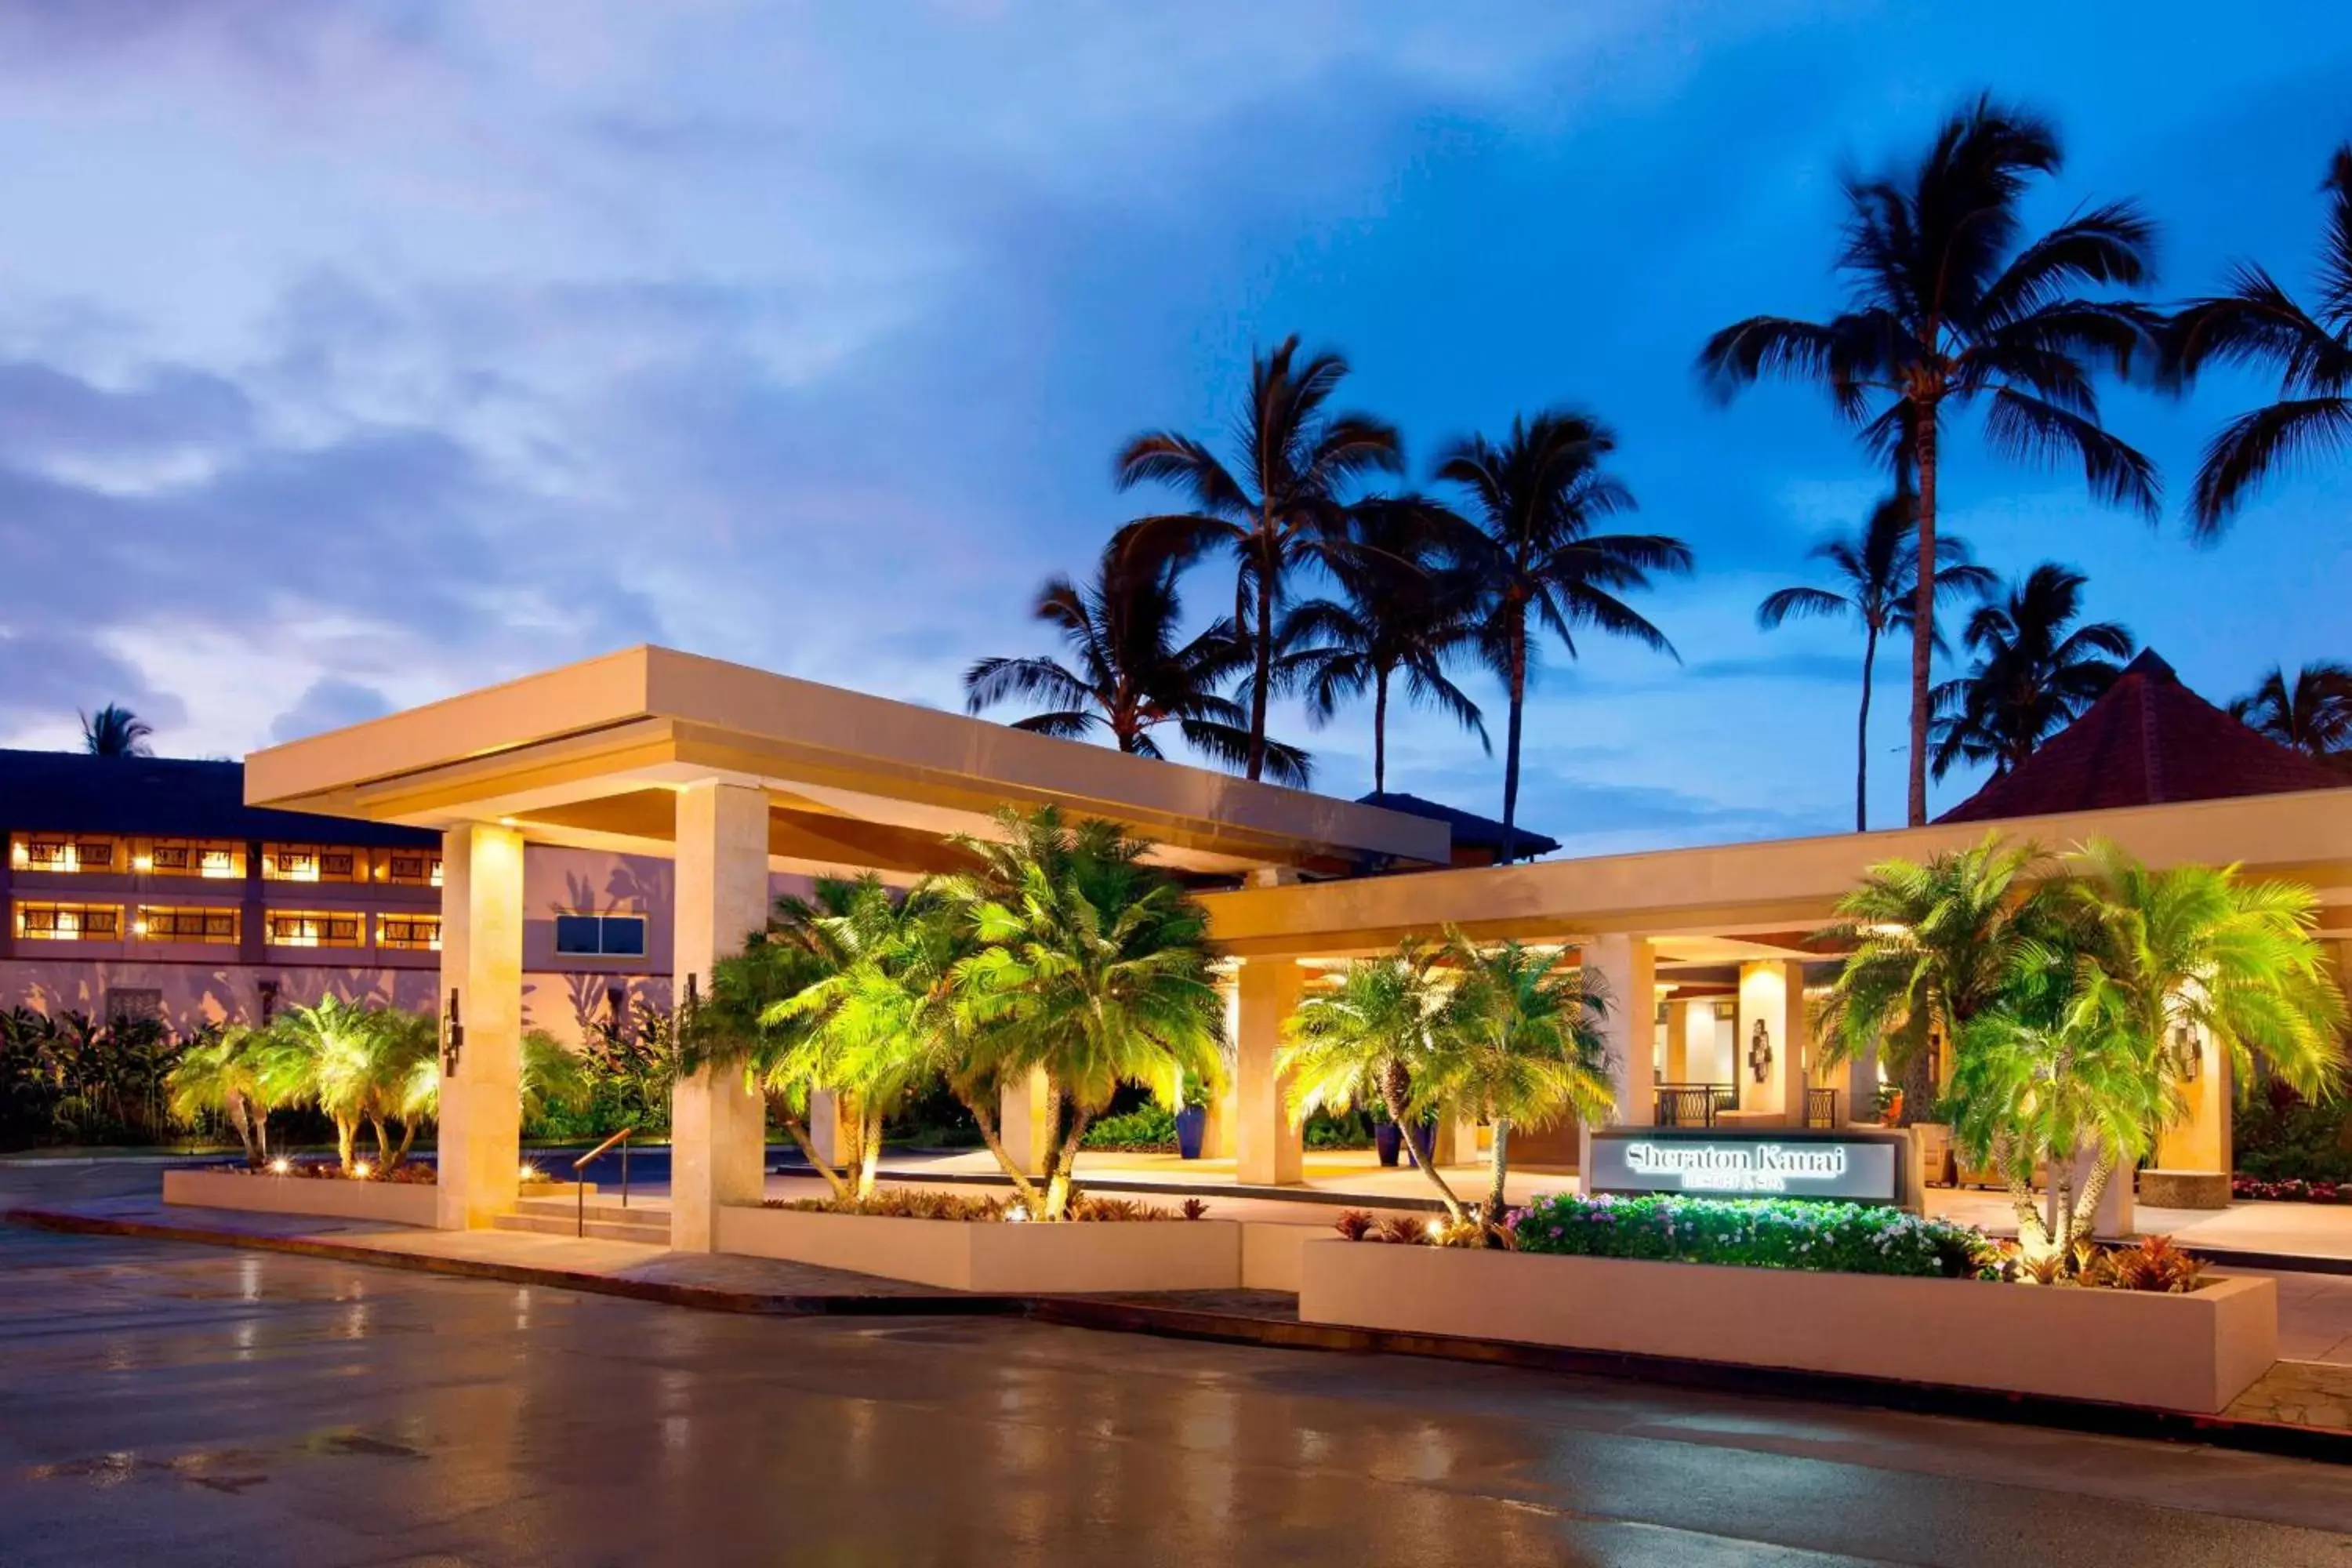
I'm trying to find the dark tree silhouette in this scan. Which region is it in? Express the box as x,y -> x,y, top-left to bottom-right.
1437,411 -> 1691,862
1757,486 -> 1994,829
963,542 -> 1310,785
1702,95 -> 2160,826
1112,334 -> 1403,782
2166,144 -> 2352,537
2230,662 -> 2352,764
1928,564 -> 2133,779
81,704 -> 153,758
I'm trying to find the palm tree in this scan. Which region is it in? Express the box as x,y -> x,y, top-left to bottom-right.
1928,564 -> 2132,779
946,807 -> 1225,1219
1814,833 -> 2056,1126
2230,661 -> 2352,762
249,994 -> 404,1173
81,703 -> 153,757
1757,487 -> 1995,829
963,543 -> 1310,783
2062,838 -> 2346,1123
2165,145 -> 2352,537
1112,334 -> 1403,782
748,876 -> 969,1200
1276,498 -> 1488,794
401,1029 -> 590,1169
1437,411 -> 1692,862
1702,95 -> 2161,826
166,1024 -> 277,1166
1422,933 -> 1616,1225
1278,938 -> 1470,1221
1947,942 -> 2168,1265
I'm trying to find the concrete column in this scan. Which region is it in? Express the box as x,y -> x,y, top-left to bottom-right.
1737,960 -> 1809,1125
435,822 -> 524,1231
1234,957 -> 1305,1185
1662,996 -> 1696,1083
999,1065 -> 1052,1176
669,780 -> 771,1252
1578,935 -> 1654,1173
2154,1020 -> 2230,1174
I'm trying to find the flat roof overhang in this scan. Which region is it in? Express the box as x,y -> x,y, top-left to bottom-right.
242,646 -> 1450,879
1203,786 -> 2352,958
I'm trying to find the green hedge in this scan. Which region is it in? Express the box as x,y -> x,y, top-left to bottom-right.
1083,1105 -> 1178,1151
1510,1193 -> 1983,1279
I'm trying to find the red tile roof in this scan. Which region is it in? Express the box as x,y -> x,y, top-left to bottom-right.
1936,650 -> 2349,824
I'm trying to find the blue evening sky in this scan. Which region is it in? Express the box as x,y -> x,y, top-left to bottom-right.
1,2 -> 2344,853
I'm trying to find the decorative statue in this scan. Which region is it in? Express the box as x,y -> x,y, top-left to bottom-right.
1748,1017 -> 1772,1083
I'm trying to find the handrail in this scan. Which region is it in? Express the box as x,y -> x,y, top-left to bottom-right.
572,1127 -> 636,1236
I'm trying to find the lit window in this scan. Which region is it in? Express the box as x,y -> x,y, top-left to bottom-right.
385,852 -> 444,887
378,914 -> 442,952
554,913 -> 648,958
136,907 -> 238,944
266,910 -> 364,948
16,902 -> 122,940
200,848 -> 238,879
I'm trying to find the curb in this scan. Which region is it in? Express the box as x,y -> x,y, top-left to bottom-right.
10,1204 -> 2350,1468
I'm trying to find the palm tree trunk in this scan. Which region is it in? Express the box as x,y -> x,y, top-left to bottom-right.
1044,1105 -> 1092,1220
1857,622 -> 1878,833
960,1091 -> 1044,1212
778,1115 -> 851,1200
2069,1149 -> 2118,1252
1499,627 -> 1527,865
1907,412 -> 1939,828
855,1105 -> 884,1199
336,1117 -> 357,1174
391,1116 -> 417,1173
1381,1061 -> 1465,1221
1246,550 -> 1275,782
1484,1117 -> 1511,1223
226,1093 -> 258,1166
369,1114 -> 392,1167
1373,668 -> 1391,794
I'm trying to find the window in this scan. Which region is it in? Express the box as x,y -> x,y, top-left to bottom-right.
136,839 -> 243,877
554,913 -> 648,958
136,906 -> 238,944
13,836 -> 114,873
384,851 -> 443,887
378,914 -> 442,952
265,844 -> 363,883
266,909 -> 363,948
16,902 -> 122,940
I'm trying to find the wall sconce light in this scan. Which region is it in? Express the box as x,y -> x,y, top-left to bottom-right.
1748,1018 -> 1773,1084
2172,1024 -> 2201,1083
441,988 -> 465,1078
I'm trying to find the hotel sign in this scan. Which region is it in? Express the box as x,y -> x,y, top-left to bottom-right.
1587,1129 -> 1905,1206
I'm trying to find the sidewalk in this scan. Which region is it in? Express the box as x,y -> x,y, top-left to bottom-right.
10,1189 -> 2352,1464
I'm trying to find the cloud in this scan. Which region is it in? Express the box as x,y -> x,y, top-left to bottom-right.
270,678 -> 394,743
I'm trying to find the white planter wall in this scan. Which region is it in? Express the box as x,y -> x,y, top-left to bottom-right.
716,1205 -> 1242,1292
163,1167 -> 441,1228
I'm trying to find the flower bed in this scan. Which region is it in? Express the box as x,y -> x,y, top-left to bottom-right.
1296,1237 -> 2278,1414
1510,1193 -> 1983,1279
2232,1175 -> 2352,1204
717,1197 -> 1241,1291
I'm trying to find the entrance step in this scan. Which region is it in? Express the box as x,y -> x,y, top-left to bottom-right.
491,1207 -> 671,1246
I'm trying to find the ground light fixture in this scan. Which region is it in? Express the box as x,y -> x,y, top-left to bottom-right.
350,1161 -> 373,1180
268,1156 -> 292,1175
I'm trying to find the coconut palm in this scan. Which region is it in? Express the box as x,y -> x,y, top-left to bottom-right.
1757,486 -> 1996,829
963,543 -> 1310,783
1702,95 -> 2161,826
946,807 -> 1225,1219
1276,497 -> 1488,794
1437,411 -> 1692,862
165,1024 -> 277,1166
2165,145 -> 2352,537
1814,833 -> 2057,1126
249,994 -> 403,1173
1422,933 -> 1616,1225
81,703 -> 153,757
1112,334 -> 1403,782
1928,564 -> 2133,779
1278,937 -> 1469,1221
2230,661 -> 2352,762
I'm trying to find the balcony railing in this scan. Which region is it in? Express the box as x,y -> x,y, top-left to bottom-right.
1653,1082 -> 1737,1127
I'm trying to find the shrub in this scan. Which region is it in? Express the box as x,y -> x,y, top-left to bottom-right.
1980,1233 -> 2212,1291
2233,1174 -> 2351,1204
764,1189 -> 1193,1222
2233,1081 -> 2352,1185
1508,1193 -> 1984,1279
1080,1105 -> 1178,1152
1333,1208 -> 1377,1241
238,1159 -> 436,1184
